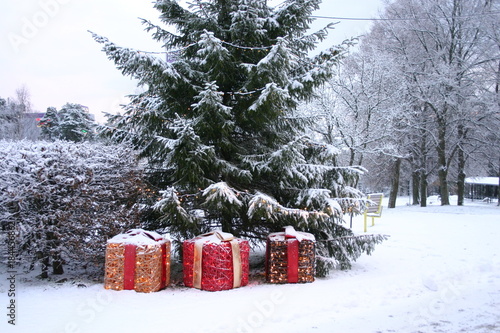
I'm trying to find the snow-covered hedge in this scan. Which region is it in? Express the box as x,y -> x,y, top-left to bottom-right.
0,140 -> 145,278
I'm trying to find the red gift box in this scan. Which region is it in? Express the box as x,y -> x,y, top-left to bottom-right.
266,226 -> 315,283
104,229 -> 171,293
183,231 -> 249,291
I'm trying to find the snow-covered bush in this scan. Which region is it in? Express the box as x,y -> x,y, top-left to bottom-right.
0,140 -> 145,278
40,103 -> 97,142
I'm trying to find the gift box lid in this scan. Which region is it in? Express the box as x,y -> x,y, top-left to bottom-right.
191,230 -> 239,244
107,229 -> 169,245
268,226 -> 315,242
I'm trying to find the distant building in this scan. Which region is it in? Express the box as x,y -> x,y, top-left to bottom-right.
23,112 -> 45,140
465,177 -> 499,200
27,112 -> 46,122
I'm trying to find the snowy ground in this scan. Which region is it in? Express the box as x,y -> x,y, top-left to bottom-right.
1,196 -> 499,333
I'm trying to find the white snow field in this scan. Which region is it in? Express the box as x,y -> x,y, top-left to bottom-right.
1,196 -> 499,333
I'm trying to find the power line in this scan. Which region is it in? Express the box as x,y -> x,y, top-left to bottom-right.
311,11 -> 500,22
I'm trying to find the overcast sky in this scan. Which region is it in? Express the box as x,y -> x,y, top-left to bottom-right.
1,0 -> 384,123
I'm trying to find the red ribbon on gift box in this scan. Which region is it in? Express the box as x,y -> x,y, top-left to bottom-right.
119,229 -> 169,291
285,226 -> 300,283
161,242 -> 168,288
193,231 -> 243,290
123,244 -> 137,290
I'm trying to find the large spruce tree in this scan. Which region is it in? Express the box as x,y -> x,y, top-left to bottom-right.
91,0 -> 386,275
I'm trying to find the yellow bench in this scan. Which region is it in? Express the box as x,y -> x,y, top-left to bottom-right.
363,193 -> 384,232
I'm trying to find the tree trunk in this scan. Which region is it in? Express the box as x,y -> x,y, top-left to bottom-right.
457,171 -> 465,206
438,169 -> 450,205
437,122 -> 450,205
388,158 -> 401,208
217,0 -> 232,28
52,253 -> 64,275
496,57 -> 500,206
420,170 -> 428,207
457,131 -> 466,206
46,230 -> 64,275
419,129 -> 428,207
40,252 -> 49,279
412,170 -> 420,205
498,156 -> 500,206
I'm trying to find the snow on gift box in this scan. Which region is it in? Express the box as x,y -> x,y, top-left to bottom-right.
266,226 -> 315,284
183,230 -> 249,291
104,229 -> 171,293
